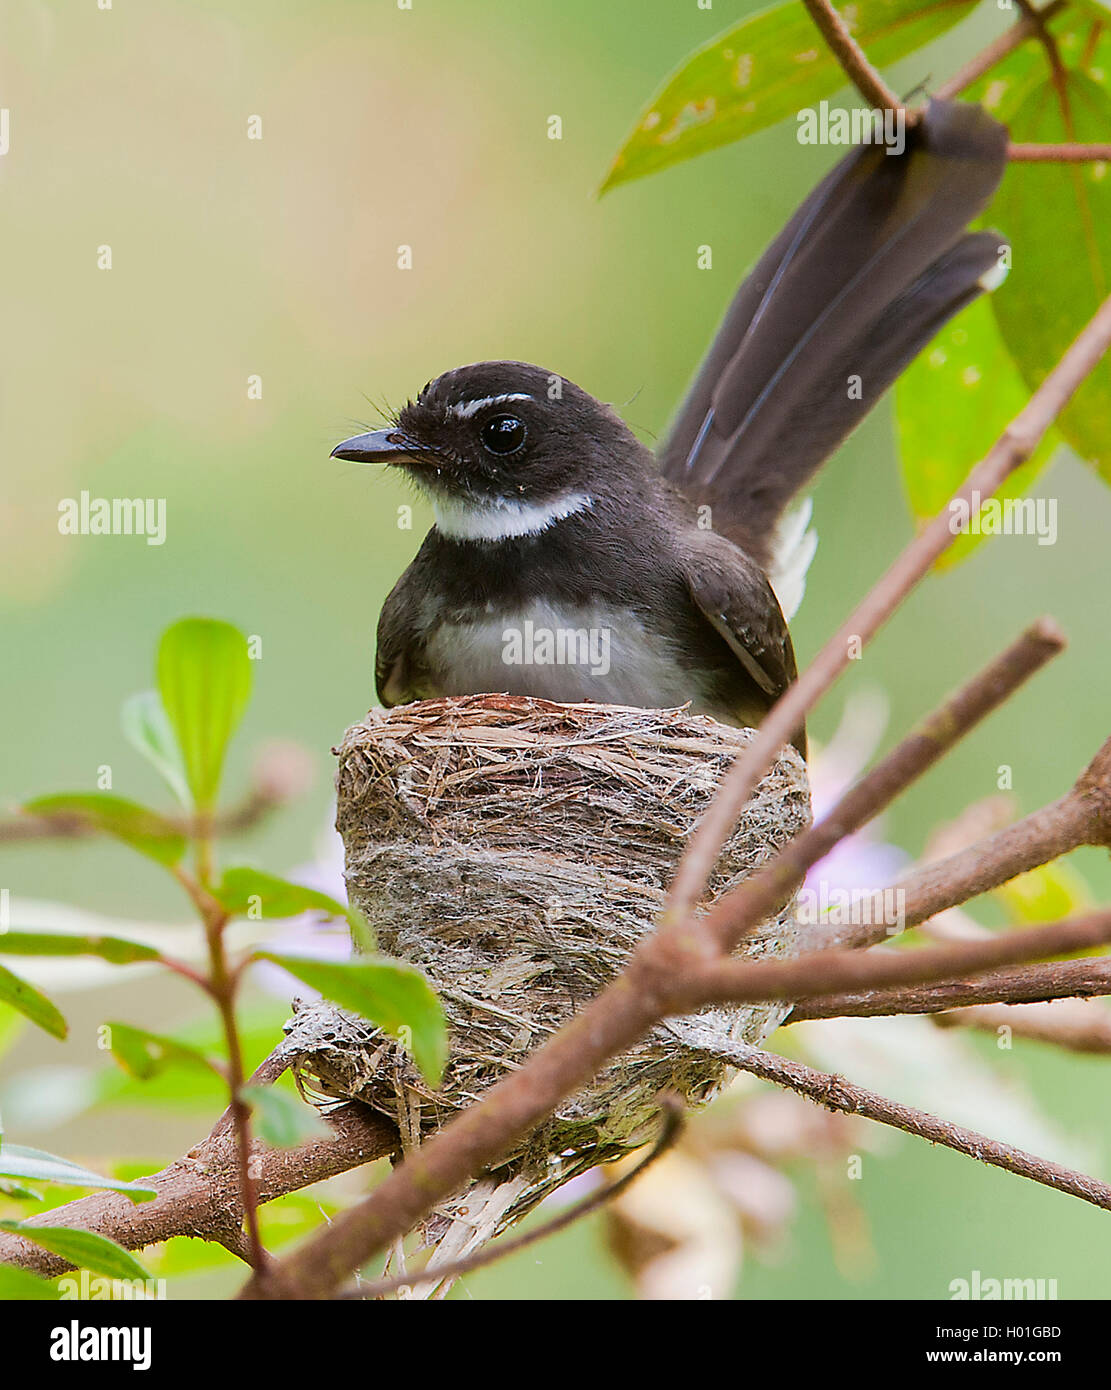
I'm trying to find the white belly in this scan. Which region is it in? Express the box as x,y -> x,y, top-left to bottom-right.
421,599 -> 730,716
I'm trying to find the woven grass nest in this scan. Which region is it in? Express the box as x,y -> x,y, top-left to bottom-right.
284,694 -> 811,1238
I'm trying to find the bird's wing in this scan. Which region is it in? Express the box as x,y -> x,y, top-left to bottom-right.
659,99 -> 1008,566
681,534 -> 803,750
375,577 -> 423,707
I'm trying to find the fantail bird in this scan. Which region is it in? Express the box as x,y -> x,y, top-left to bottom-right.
332,100 -> 1008,756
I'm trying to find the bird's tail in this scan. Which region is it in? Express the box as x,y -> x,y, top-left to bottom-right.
659,99 -> 1009,569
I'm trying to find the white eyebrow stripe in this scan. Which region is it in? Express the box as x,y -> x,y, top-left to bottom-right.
433,491 -> 593,542
447,392 -> 534,420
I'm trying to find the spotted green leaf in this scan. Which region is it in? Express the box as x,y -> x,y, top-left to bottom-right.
990,72 -> 1111,477
600,0 -> 979,193
896,297 -> 1059,565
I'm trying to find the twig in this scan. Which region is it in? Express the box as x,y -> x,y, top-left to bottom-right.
934,0 -> 1067,101
800,0 -> 905,115
696,619 -> 1064,955
194,879 -> 267,1274
679,910 -> 1111,1012
789,956 -> 1111,1021
0,743 -> 312,844
805,734 -> 1111,953
1008,142 -> 1111,161
932,1000 -> 1111,1054
700,1039 -> 1111,1214
664,292 -> 1111,924
340,1099 -> 685,1300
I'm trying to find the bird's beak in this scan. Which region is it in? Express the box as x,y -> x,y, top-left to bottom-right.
330,429 -> 431,466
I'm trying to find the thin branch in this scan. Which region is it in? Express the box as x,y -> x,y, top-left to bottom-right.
681,910 -> 1111,1013
700,1038 -> 1111,1214
696,619 -> 1064,955
934,0 -> 1067,100
937,997 -> 1111,1051
800,0 -> 906,115
805,733 -> 1111,954
932,1000 -> 1111,1054
0,743 -> 312,844
1008,142 -> 1111,162
787,956 -> 1111,1021
664,292 -> 1111,923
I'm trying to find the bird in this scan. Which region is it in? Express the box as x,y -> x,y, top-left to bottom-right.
332,99 -> 1008,757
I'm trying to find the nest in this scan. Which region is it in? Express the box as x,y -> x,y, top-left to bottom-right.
284,695 -> 810,1236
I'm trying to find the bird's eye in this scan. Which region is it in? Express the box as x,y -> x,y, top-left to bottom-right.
480,414 -> 527,455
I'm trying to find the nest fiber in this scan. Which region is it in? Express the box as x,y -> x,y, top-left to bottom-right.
286,695 -> 810,1215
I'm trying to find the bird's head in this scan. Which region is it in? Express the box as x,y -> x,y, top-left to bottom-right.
331,362 -> 647,537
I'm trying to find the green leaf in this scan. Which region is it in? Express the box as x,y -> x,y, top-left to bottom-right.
990,72 -> 1111,476
0,963 -> 67,1040
0,1220 -> 152,1282
121,689 -> 190,808
600,0 -> 978,193
214,867 -> 369,946
256,951 -> 447,1085
0,1144 -> 156,1200
0,1262 -> 61,1300
157,618 -> 253,811
0,1178 -> 43,1201
896,296 -> 1059,565
103,1022 -> 220,1082
240,1085 -> 331,1148
22,793 -> 186,867
0,931 -> 161,965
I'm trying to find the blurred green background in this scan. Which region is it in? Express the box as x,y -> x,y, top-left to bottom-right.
2,0 -> 1110,1298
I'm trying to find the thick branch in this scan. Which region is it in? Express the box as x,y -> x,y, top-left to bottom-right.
0,1082 -> 398,1278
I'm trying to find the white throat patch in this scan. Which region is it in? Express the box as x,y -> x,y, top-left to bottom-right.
432,491 -> 593,543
